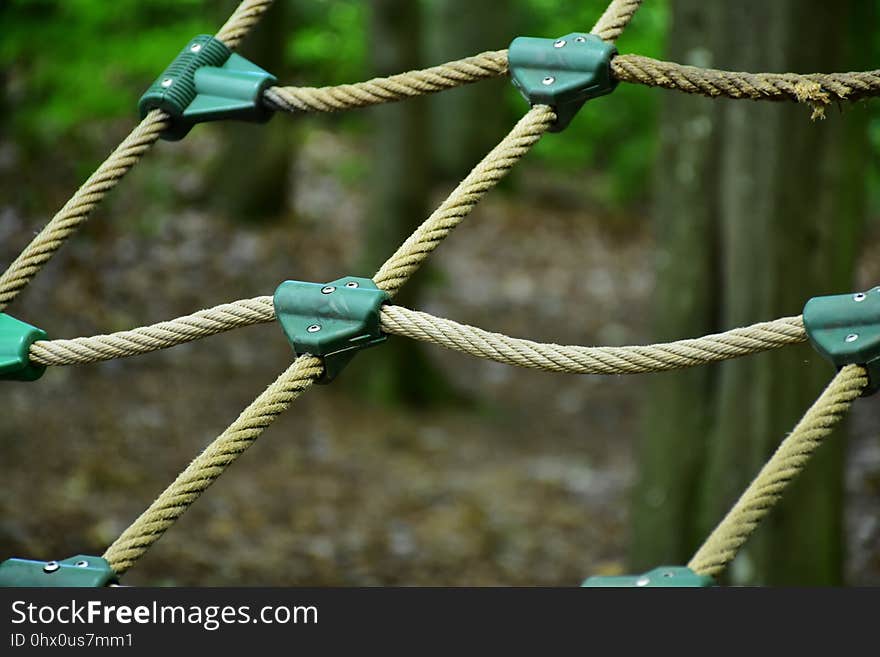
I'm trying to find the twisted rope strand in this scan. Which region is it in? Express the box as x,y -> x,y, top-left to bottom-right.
612,54 -> 880,117
591,0 -> 643,42
215,0 -> 276,50
373,104 -> 555,296
102,354 -> 322,575
264,50 -> 509,113
32,298 -> 806,375
29,297 -> 275,366
380,307 -> 807,375
0,110 -> 169,311
688,364 -> 868,578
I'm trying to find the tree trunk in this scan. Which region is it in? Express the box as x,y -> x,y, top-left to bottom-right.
209,0 -> 294,223
425,0 -> 512,180
633,0 -> 870,584
351,0 -> 446,405
630,0 -> 723,570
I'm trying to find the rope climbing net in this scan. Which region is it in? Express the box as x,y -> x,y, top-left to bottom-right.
2,0 -> 877,586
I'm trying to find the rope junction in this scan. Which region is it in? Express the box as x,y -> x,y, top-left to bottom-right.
2,0 -> 878,586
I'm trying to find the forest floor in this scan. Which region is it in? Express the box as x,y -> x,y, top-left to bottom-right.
1,124 -> 879,585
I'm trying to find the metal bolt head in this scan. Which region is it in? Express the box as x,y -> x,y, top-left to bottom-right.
321,286 -> 336,295
554,39 -> 566,48
542,76 -> 555,86
43,561 -> 60,574
635,576 -> 650,587
575,35 -> 587,43
75,560 -> 89,568
845,333 -> 859,343
854,293 -> 866,302
161,78 -> 173,88
344,281 -> 359,288
190,43 -> 202,53
307,324 -> 321,333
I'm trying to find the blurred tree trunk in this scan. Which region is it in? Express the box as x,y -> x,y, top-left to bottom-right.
425,0 -> 512,179
633,0 -> 870,584
630,0 -> 723,570
210,0 -> 294,222
351,0 -> 446,405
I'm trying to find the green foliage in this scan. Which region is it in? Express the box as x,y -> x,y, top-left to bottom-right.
285,0 -> 368,84
1,0 -> 211,140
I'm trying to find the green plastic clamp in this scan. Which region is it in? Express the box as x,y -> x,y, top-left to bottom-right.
508,32 -> 617,132
274,276 -> 389,383
0,313 -> 47,381
139,34 -> 277,140
803,286 -> 880,395
0,555 -> 117,587
582,566 -> 714,588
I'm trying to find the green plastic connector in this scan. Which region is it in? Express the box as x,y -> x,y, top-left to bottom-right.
139,34 -> 277,140
803,286 -> 880,395
508,32 -> 617,131
274,276 -> 389,383
582,566 -> 714,588
0,313 -> 47,381
0,555 -> 117,587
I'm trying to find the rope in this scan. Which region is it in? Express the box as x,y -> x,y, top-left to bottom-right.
263,0 -> 641,115
264,50 -> 509,114
611,54 -> 880,118
30,297 -> 275,366
688,364 -> 868,578
373,104 -> 555,296
0,0 -> 273,313
379,307 -> 807,375
102,354 -> 322,575
0,111 -> 169,311
214,0 -> 276,50
591,0 -> 643,43
31,300 -> 805,375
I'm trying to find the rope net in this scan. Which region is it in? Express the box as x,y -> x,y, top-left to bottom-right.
3,0 -> 873,583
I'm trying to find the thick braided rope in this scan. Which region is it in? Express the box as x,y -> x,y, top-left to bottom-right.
30,296 -> 275,366
0,110 -> 169,311
688,364 -> 868,578
373,105 -> 555,296
380,307 -> 807,375
263,0 -> 641,114
31,299 -> 805,373
263,50 -> 509,113
214,0 -> 275,50
0,0 -> 273,312
102,354 -> 322,575
612,54 -> 880,118
591,0 -> 643,42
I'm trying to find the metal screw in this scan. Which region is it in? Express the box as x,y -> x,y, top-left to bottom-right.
43,561 -> 60,574
161,78 -> 173,88
345,281 -> 359,288
190,43 -> 202,53
854,293 -> 866,302
307,324 -> 321,333
75,560 -> 89,568
575,35 -> 587,43
554,39 -> 566,48
635,576 -> 650,587
845,333 -> 859,343
321,286 -> 336,295
542,76 -> 555,86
